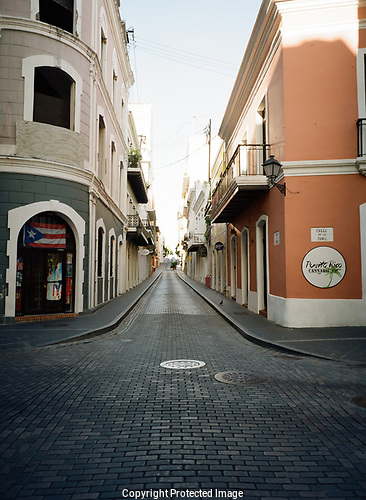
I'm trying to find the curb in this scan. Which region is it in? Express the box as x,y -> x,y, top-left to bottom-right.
176,272 -> 335,362
49,271 -> 163,345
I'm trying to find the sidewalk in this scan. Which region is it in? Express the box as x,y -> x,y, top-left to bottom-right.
177,271 -> 366,364
0,269 -> 163,350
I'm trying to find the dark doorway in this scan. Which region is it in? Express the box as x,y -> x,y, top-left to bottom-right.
16,213 -> 75,316
262,222 -> 268,310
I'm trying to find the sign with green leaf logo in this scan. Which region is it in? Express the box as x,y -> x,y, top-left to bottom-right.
302,247 -> 346,288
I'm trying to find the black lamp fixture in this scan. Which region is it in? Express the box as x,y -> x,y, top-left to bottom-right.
262,155 -> 286,196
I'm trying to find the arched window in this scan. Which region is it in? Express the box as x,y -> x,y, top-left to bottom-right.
23,55 -> 82,132
100,28 -> 107,78
97,227 -> 104,278
109,233 -> 116,300
33,67 -> 74,129
98,115 -> 106,181
109,235 -> 115,278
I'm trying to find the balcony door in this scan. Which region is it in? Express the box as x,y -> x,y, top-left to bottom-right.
257,218 -> 268,314
241,229 -> 249,306
256,96 -> 267,171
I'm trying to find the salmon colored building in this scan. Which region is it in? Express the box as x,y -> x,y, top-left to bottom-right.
210,0 -> 366,327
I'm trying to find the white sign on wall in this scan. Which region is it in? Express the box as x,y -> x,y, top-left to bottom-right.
274,231 -> 280,246
302,246 -> 346,288
311,227 -> 334,242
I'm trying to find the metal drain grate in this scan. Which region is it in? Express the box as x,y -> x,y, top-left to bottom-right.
215,371 -> 268,385
160,359 -> 206,369
351,395 -> 366,408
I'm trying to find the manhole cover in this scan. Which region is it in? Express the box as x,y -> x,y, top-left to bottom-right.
215,371 -> 268,385
351,395 -> 366,408
160,359 -> 206,369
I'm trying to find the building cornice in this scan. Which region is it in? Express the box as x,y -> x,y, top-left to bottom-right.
0,15 -> 134,91
282,158 -> 359,176
0,156 -> 94,186
0,16 -> 94,60
219,1 -> 280,142
0,157 -> 127,225
276,0 -> 360,15
102,0 -> 135,88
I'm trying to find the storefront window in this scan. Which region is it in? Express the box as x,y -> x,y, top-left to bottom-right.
16,212 -> 76,316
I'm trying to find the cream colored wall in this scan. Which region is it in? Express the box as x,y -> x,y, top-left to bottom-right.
0,0 -> 135,315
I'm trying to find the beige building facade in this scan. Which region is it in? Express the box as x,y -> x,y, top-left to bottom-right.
0,0 -> 157,323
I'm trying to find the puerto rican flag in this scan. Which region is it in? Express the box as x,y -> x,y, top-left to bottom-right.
24,222 -> 66,248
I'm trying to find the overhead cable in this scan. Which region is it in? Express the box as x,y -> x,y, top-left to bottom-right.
153,136 -> 217,171
137,37 -> 238,70
135,37 -> 238,77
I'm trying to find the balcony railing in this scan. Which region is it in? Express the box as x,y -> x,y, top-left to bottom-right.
127,153 -> 148,204
357,119 -> 366,157
211,143 -> 270,217
127,215 -> 150,246
141,218 -> 155,247
187,233 -> 205,252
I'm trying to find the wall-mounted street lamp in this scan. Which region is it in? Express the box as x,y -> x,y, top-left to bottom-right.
262,155 -> 286,196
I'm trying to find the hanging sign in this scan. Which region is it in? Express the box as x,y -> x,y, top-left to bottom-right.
199,246 -> 207,257
215,242 -> 224,251
301,246 -> 346,288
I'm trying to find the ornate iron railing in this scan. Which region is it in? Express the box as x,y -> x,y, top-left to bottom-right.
357,119 -> 366,157
211,143 -> 270,214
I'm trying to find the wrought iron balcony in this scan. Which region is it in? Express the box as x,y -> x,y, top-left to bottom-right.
357,119 -> 366,157
187,233 -> 206,252
210,143 -> 270,223
141,218 -> 155,248
127,215 -> 150,246
127,154 -> 148,204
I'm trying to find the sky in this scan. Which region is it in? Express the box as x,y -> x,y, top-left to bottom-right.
119,0 -> 263,250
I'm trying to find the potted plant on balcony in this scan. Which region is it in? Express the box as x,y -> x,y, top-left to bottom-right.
128,148 -> 142,168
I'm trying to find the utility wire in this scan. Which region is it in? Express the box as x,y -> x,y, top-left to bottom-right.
153,136 -> 217,171
136,37 -> 238,71
136,46 -> 236,77
134,37 -> 238,77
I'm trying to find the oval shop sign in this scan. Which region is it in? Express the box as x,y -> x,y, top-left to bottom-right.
302,246 -> 346,289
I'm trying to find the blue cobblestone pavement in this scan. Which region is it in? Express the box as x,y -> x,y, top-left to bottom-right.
0,269 -> 365,498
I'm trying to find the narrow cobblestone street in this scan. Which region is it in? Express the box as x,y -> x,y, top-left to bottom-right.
1,269 -> 366,499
